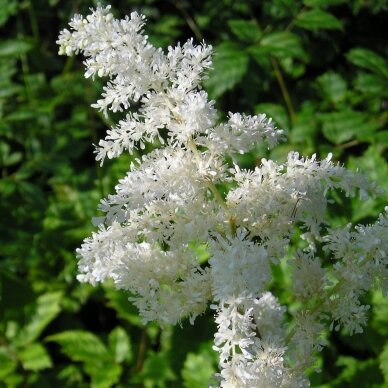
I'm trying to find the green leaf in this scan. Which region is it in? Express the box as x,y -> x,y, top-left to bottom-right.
204,42 -> 249,99
189,241 -> 210,264
373,130 -> 388,145
295,9 -> 343,30
290,105 -> 319,148
354,73 -> 385,96
303,0 -> 347,7
0,39 -> 33,57
371,291 -> 388,337
317,71 -> 347,104
0,84 -> 22,99
46,330 -> 110,363
333,356 -> 384,386
104,283 -> 143,326
17,291 -> 62,345
347,48 -> 388,79
349,145 -> 388,196
0,0 -> 18,27
18,343 -> 52,371
227,19 -> 262,42
182,351 -> 217,388
380,342 -> 388,382
84,362 -> 122,388
4,109 -> 37,122
249,32 -> 306,60
57,365 -> 84,385
149,15 -> 184,46
320,110 -> 380,144
18,181 -> 46,207
255,103 -> 290,131
138,352 -> 176,384
108,326 -> 132,363
0,347 -> 17,378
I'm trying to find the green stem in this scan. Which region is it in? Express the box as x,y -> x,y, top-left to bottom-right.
174,1 -> 203,41
270,57 -> 296,125
26,0 -> 40,41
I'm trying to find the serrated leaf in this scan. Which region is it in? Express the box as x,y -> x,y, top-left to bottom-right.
320,110 -> 379,144
204,42 -> 249,99
84,362 -> 122,388
354,72 -> 385,96
182,352 -> 217,388
108,326 -> 132,363
138,352 -> 176,383
317,71 -> 347,104
255,103 -> 290,131
295,9 -> 343,30
227,19 -> 261,42
18,343 -> 52,371
46,330 -> 110,363
250,32 -> 306,60
17,291 -> 62,345
0,39 -> 33,57
347,48 -> 388,79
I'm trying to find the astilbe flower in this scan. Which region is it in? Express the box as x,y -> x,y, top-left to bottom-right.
58,5 -> 388,387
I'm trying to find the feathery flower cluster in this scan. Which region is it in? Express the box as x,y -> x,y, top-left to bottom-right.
58,6 -> 387,386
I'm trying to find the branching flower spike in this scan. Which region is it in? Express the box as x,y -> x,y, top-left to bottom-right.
58,5 -> 388,387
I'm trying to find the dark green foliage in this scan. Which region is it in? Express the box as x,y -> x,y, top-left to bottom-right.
0,0 -> 387,386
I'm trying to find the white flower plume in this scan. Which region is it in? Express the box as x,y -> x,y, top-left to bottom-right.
58,6 -> 387,387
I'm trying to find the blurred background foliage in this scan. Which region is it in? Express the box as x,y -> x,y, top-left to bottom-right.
0,0 -> 387,386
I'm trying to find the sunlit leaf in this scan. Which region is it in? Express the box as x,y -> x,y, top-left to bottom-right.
17,292 -> 62,345
0,347 -> 17,377
182,343 -> 217,388
380,342 -> 388,382
46,330 -> 110,363
137,352 -> 176,384
204,42 -> 249,98
84,362 -> 122,388
108,326 -> 132,363
18,343 -> 52,371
